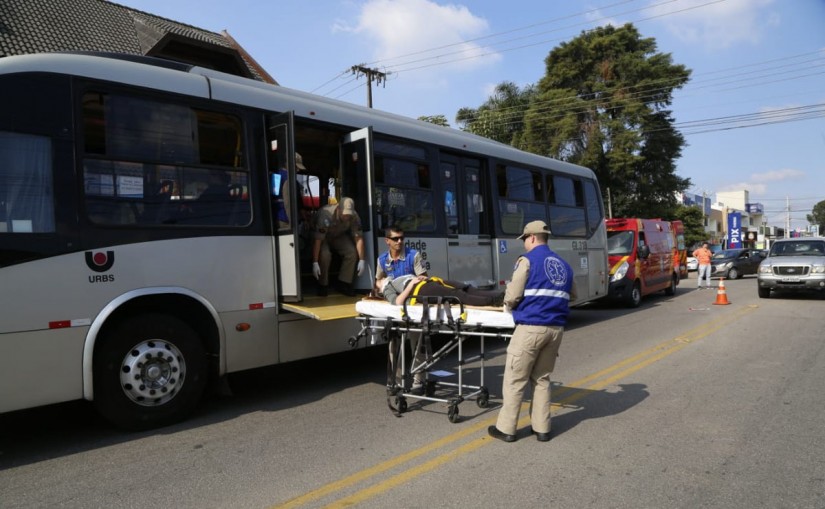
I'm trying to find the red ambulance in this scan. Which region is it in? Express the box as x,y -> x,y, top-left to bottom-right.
606,218 -> 679,307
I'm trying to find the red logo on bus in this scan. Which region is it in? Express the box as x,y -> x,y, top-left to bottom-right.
85,251 -> 115,272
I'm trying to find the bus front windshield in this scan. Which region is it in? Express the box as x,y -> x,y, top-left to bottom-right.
607,230 -> 635,256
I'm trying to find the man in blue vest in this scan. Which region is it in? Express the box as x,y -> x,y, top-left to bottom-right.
374,225 -> 429,393
375,225 -> 427,283
488,220 -> 577,443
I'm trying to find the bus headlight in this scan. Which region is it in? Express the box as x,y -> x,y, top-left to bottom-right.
611,261 -> 629,283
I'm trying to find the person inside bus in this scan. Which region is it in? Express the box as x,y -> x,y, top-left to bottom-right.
312,196 -> 366,296
195,170 -> 235,223
272,152 -> 304,229
375,274 -> 504,307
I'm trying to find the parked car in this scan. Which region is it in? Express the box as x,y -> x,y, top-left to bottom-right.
686,256 -> 698,271
757,238 -> 825,298
710,248 -> 765,279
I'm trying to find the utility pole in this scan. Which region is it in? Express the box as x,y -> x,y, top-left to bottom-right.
606,187 -> 612,219
786,196 -> 791,238
350,64 -> 388,108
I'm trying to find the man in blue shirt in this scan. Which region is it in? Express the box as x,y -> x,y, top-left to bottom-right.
489,220 -> 577,443
375,225 -> 427,283
374,225 -> 428,392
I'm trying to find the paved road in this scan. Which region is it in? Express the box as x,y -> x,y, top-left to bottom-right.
1,275 -> 824,508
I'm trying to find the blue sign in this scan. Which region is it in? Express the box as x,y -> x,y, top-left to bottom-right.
727,212 -> 742,249
499,240 -> 508,254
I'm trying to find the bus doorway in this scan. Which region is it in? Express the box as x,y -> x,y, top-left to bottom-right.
440,154 -> 495,288
266,112 -> 301,303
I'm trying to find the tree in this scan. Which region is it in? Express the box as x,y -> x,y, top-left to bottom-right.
456,81 -> 535,144
671,205 -> 705,248
418,114 -> 450,127
806,199 -> 825,234
519,24 -> 692,219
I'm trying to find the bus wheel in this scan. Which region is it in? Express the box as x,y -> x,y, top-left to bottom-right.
664,274 -> 676,296
93,314 -> 207,431
627,281 -> 642,308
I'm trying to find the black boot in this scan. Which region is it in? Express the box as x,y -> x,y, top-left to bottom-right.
335,281 -> 355,297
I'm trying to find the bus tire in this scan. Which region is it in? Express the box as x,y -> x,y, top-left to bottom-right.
627,281 -> 642,308
93,313 -> 207,431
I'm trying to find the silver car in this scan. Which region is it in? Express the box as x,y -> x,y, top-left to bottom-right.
757,238 -> 825,298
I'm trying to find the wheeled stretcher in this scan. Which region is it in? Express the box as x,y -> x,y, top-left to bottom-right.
352,295 -> 514,422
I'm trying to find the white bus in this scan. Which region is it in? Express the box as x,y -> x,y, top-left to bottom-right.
0,52 -> 608,429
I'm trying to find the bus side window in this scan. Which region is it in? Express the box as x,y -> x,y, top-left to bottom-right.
0,132 -> 55,233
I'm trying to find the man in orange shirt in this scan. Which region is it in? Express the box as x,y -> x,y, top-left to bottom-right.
692,242 -> 713,289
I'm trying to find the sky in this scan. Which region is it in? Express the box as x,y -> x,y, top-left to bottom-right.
113,0 -> 825,230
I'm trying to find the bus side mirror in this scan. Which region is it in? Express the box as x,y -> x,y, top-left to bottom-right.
638,245 -> 650,259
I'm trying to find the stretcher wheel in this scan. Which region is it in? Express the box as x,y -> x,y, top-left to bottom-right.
395,395 -> 408,413
476,388 -> 489,408
447,403 -> 459,423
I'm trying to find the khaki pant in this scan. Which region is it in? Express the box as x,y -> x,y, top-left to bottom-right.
387,332 -> 430,388
495,324 -> 564,435
319,234 -> 357,285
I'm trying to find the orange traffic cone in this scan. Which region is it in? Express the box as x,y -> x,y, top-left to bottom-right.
713,278 -> 730,305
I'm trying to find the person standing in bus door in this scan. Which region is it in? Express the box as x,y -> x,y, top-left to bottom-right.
312,196 -> 366,296
272,152 -> 306,229
693,242 -> 713,289
489,220 -> 576,443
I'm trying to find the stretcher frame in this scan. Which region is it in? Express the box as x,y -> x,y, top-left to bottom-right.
352,295 -> 513,422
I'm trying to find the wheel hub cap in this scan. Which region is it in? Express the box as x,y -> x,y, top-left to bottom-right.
119,340 -> 186,406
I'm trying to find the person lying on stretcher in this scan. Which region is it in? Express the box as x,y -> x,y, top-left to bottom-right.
375,274 -> 504,307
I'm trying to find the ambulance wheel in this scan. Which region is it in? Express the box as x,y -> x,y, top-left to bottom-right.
664,274 -> 676,296
447,403 -> 460,423
628,281 -> 642,308
93,314 -> 207,431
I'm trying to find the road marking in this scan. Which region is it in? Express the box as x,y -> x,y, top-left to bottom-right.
273,305 -> 758,509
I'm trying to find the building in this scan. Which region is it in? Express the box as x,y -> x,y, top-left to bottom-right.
0,0 -> 276,84
679,189 -> 769,248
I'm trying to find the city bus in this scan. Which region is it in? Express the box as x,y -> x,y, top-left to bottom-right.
0,52 -> 608,429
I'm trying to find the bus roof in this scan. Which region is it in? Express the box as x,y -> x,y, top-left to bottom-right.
0,52 -> 595,180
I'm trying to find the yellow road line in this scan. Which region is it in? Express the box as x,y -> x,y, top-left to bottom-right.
274,305 -> 758,509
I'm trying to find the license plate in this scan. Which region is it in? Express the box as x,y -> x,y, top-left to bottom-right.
781,277 -> 800,282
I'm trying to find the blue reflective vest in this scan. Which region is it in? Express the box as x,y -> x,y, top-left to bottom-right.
378,247 -> 419,279
512,245 -> 574,327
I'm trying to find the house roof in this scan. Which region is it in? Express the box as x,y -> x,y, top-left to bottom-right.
0,0 -> 277,84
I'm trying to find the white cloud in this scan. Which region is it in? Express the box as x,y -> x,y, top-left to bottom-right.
649,0 -> 778,50
751,168 -> 806,182
719,168 -> 805,194
351,0 -> 500,73
584,8 -> 622,29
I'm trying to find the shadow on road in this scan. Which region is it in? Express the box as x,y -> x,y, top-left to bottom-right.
548,382 -> 650,437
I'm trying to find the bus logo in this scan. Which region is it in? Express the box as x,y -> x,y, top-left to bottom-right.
85,251 -> 115,272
